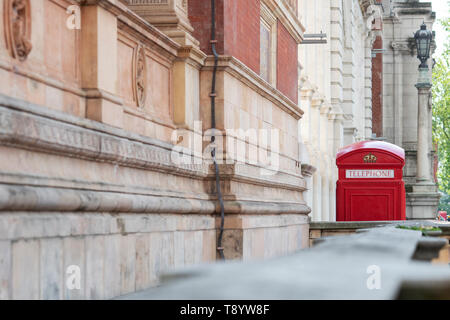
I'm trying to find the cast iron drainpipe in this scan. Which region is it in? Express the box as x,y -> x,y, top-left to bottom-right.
210,0 -> 225,260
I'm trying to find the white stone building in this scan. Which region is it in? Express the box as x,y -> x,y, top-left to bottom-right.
380,0 -> 440,219
298,0 -> 439,221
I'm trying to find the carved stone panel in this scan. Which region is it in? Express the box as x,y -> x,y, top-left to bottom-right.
4,0 -> 32,61
133,44 -> 147,108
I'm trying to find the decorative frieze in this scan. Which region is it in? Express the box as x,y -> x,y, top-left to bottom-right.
3,0 -> 32,61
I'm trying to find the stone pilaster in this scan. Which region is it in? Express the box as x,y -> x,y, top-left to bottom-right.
406,68 -> 440,219
415,76 -> 432,184
391,41 -> 409,147
81,2 -> 124,128
330,0 -> 344,129
310,92 -> 324,222
125,1 -> 205,130
364,33 -> 375,139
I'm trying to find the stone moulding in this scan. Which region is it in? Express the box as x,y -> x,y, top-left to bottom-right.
0,184 -> 216,214
0,96 -> 304,192
214,163 -> 306,192
0,94 -> 310,215
262,0 -> 305,43
3,0 -> 32,61
0,94 -> 208,179
0,184 -> 309,215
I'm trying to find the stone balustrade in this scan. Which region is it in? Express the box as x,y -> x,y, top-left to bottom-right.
118,222 -> 450,300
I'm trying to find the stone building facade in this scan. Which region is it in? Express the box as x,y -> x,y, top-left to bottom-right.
298,0 -> 382,222
0,0 -> 308,299
379,0 -> 439,219
298,0 -> 439,221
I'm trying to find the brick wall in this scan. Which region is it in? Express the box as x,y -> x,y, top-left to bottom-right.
188,0 -> 260,74
372,36 -> 383,137
188,0 -> 225,56
277,21 -> 298,103
224,0 -> 260,74
189,0 -> 299,103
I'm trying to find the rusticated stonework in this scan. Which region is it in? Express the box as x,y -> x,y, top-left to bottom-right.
133,44 -> 147,108
4,0 -> 32,61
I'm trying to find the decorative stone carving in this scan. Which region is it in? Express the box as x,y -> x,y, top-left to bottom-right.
391,41 -> 413,54
4,0 -> 32,61
132,44 -> 147,108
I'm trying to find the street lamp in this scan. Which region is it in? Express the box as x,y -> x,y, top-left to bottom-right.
414,22 -> 433,188
414,22 -> 433,69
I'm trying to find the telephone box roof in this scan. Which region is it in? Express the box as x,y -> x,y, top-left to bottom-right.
336,140 -> 405,161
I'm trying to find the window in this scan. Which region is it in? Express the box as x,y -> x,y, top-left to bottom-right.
260,2 -> 277,85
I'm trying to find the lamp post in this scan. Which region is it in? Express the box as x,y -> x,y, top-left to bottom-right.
414,22 -> 433,183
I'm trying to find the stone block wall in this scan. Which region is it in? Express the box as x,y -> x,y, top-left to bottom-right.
0,0 -> 310,299
0,213 -> 216,299
221,215 -> 309,260
0,0 -> 85,118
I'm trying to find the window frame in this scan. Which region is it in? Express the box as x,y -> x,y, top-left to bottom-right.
260,2 -> 277,86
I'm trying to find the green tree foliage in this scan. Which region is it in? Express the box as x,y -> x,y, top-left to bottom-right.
432,16 -> 450,202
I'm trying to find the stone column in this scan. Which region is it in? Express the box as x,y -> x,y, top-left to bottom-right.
299,78 -> 316,219
407,67 -> 440,219
311,92 -> 324,222
415,68 -> 432,183
320,103 -> 331,221
328,106 -> 344,221
301,164 -> 317,222
364,33 -> 375,139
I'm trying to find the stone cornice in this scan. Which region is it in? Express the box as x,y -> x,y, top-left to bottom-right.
82,0 -> 181,57
0,95 -> 208,179
213,163 -> 306,192
203,56 -> 304,120
393,1 -> 435,18
261,0 -> 305,44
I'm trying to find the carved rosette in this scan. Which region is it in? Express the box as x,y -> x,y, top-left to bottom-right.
4,0 -> 32,61
132,44 -> 147,108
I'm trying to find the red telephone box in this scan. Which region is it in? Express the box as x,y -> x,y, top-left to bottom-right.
336,141 -> 406,221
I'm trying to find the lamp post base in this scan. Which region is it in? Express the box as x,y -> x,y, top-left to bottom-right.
406,183 -> 440,220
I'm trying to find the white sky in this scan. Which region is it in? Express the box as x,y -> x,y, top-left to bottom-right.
430,0 -> 449,58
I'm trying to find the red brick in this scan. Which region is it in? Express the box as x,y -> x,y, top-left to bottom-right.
277,21 -> 298,103
188,0 -> 260,74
